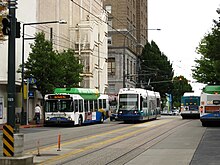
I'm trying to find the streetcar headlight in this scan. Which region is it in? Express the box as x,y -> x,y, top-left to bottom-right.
68,116 -> 72,121
46,117 -> 50,120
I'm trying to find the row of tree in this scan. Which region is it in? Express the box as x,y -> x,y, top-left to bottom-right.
192,8 -> 220,84
19,7 -> 220,109
18,32 -> 83,97
22,32 -> 191,109
139,41 -> 192,109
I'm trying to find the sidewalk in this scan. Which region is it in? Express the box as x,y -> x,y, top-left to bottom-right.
0,122 -> 44,130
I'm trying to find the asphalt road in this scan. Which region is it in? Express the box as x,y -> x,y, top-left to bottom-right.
2,116 -> 220,165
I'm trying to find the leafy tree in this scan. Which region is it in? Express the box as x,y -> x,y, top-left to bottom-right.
172,76 -> 193,108
192,8 -> 220,84
19,32 -> 83,97
140,41 -> 174,102
56,49 -> 83,87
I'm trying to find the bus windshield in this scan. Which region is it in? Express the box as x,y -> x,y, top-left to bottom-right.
119,94 -> 138,110
45,100 -> 73,112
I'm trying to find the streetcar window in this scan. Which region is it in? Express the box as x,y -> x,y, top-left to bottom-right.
143,100 -> 147,108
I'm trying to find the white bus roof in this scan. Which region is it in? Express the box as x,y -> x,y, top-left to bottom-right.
183,92 -> 200,97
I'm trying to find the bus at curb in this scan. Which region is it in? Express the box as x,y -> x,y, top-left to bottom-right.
44,88 -> 109,126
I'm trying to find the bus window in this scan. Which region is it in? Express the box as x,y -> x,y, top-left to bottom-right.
90,100 -> 94,112
94,100 -> 98,111
74,100 -> 79,112
103,99 -> 106,109
84,100 -> 88,112
79,99 -> 83,112
99,99 -> 102,109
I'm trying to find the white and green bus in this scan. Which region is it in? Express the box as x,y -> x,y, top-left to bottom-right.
44,88 -> 109,126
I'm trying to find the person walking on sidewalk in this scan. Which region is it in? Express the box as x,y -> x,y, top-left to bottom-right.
34,104 -> 42,124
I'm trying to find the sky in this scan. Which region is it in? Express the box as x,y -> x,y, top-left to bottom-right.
148,0 -> 220,92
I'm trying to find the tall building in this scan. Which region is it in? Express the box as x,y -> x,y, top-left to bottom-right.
37,0 -> 108,94
104,0 -> 148,96
0,0 -> 109,125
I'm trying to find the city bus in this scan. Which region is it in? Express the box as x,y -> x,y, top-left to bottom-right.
200,85 -> 220,127
117,88 -> 160,122
44,88 -> 109,126
180,92 -> 200,119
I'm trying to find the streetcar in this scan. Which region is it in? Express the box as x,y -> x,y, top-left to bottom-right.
44,88 -> 109,126
180,92 -> 200,119
200,85 -> 220,127
117,88 -> 161,122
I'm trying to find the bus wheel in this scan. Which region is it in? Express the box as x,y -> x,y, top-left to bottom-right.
78,116 -> 83,126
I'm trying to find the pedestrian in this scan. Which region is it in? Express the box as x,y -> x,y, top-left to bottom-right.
34,104 -> 41,124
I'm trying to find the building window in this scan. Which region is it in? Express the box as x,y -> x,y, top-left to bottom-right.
105,5 -> 112,14
109,84 -> 115,94
107,36 -> 112,45
127,58 -> 129,76
108,58 -> 115,75
108,20 -> 112,31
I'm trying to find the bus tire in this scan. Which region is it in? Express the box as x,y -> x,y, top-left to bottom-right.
78,116 -> 83,126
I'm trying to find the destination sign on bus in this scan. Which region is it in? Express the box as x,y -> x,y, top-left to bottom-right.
48,95 -> 70,99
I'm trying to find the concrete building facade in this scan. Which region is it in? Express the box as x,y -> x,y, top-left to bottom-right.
37,0 -> 108,94
104,0 -> 148,96
0,0 -> 108,125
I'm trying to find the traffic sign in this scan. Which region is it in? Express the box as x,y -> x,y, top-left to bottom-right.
28,77 -> 36,84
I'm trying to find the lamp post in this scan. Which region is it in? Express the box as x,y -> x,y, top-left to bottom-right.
123,28 -> 161,88
21,20 -> 67,125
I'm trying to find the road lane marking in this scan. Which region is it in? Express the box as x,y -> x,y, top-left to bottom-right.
37,119 -> 172,164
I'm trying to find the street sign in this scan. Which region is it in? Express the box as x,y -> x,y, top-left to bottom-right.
28,77 -> 36,84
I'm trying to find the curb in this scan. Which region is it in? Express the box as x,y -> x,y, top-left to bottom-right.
0,124 -> 44,130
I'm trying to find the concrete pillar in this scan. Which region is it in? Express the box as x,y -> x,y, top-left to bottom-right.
0,133 -> 34,164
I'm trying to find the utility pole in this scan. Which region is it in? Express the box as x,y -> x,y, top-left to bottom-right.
7,0 -> 17,128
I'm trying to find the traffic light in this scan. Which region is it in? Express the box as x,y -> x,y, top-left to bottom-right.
16,21 -> 21,38
2,18 -> 10,35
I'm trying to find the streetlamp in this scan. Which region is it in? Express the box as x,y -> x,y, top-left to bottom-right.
21,19 -> 67,125
123,28 -> 161,88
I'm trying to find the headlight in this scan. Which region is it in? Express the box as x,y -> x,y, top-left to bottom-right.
46,117 -> 50,120
68,116 -> 72,120
119,111 -> 122,114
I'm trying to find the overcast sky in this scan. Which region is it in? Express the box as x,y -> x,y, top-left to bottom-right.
148,0 -> 220,92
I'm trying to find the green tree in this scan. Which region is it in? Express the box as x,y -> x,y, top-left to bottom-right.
56,49 -> 83,87
192,8 -> 220,84
172,76 -> 193,108
140,40 -> 174,104
19,32 -> 83,97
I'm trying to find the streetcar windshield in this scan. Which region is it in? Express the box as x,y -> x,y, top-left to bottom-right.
45,100 -> 73,112
119,94 -> 138,110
